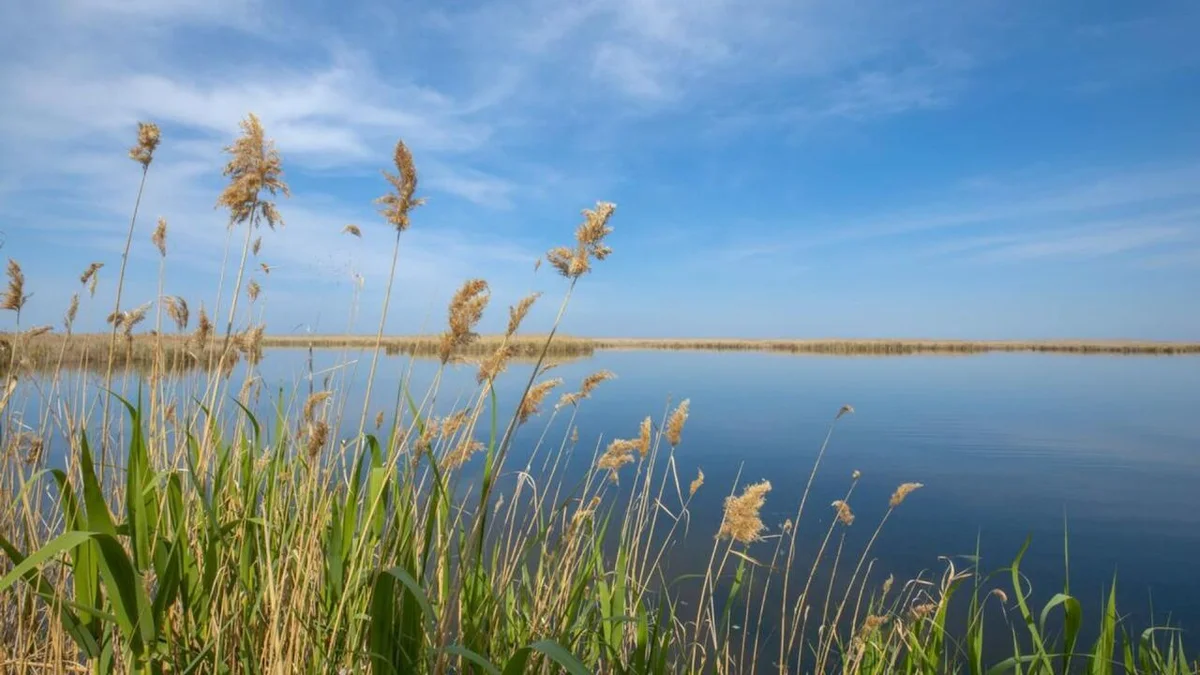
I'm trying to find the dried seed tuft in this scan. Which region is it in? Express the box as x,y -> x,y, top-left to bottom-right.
718,481 -> 772,544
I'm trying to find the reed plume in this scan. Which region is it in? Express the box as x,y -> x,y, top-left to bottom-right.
152,217 -> 167,256
2,259 -> 28,320
517,378 -> 562,425
558,369 -> 617,407
343,224 -> 362,237
832,500 -> 855,526
439,279 -> 489,364
637,416 -> 652,457
306,420 -> 329,460
64,294 -> 79,332
546,202 -> 616,278
690,468 -> 705,496
376,140 -> 424,231
164,296 -> 189,331
26,325 -> 52,338
121,302 -> 152,338
443,440 -> 486,470
666,399 -> 689,446
889,482 -> 924,508
303,390 -> 332,423
217,113 -> 289,230
194,307 -> 212,344
247,280 -> 261,302
252,236 -> 262,255
598,438 -> 639,481
477,343 -> 517,384
128,121 -> 161,167
719,481 -> 772,544
80,262 -> 103,286
507,293 -> 540,336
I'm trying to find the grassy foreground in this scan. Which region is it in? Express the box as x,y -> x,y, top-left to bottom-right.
1,117 -> 1196,674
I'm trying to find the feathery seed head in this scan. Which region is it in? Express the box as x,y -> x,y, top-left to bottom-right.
852,469 -> 862,480
718,480 -> 772,544
375,410 -> 385,430
889,482 -> 924,509
831,500 -> 855,526
164,296 -> 189,331
129,121 -> 161,168
26,325 -> 52,338
518,378 -> 562,425
860,615 -> 890,635
303,391 -> 332,423
545,201 -> 617,279
80,262 -> 103,286
909,603 -> 938,621
439,279 -> 489,364
1,259 -> 27,314
666,399 -> 689,446
376,139 -> 424,232
306,420 -> 329,460
64,294 -> 79,331
477,342 -> 517,384
882,575 -> 894,597
990,588 -> 1008,604
689,468 -> 705,496
637,416 -> 652,457
152,217 -> 167,256
343,224 -> 362,237
247,279 -> 261,302
580,370 -> 616,397
252,236 -> 262,256
121,302 -> 152,337
507,292 -> 541,336
217,113 -> 289,230
442,439 -> 486,471
570,426 -> 579,444
194,306 -> 212,344
439,409 -> 470,439
597,438 -> 639,482
837,404 -> 855,420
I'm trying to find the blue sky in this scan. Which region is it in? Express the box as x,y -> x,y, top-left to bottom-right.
1,0 -> 1198,339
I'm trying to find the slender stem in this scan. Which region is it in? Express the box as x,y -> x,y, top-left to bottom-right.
356,228 -> 403,441
100,165 -> 149,475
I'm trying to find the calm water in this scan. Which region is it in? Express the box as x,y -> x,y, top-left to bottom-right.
19,348 -> 1200,648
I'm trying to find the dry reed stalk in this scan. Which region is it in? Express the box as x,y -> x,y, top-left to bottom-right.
99,122 -> 160,469
353,139 -> 424,442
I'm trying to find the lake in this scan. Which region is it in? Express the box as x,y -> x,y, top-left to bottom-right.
19,346 -> 1200,656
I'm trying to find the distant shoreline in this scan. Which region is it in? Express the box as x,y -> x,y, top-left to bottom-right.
258,334 -> 1200,355
6,334 -> 1199,369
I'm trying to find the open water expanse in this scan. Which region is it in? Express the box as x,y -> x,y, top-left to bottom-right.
22,347 -> 1200,647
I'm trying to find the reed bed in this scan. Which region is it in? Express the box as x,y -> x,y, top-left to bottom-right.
590,338 -> 1200,355
0,115 -> 1195,675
